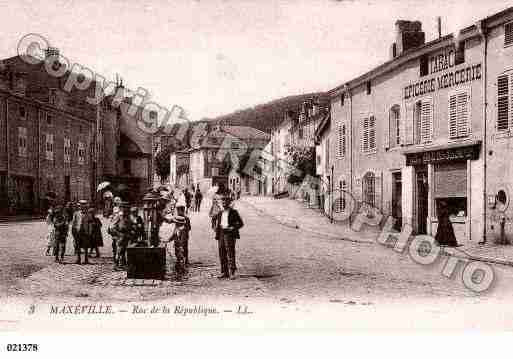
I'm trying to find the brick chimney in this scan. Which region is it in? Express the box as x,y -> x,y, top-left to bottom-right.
391,20 -> 425,58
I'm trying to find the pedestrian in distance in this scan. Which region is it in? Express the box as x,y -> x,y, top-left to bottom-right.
75,207 -> 94,265
44,206 -> 55,256
214,195 -> 244,280
194,187 -> 203,212
183,188 -> 192,215
53,206 -> 69,263
88,208 -> 103,258
71,200 -> 88,257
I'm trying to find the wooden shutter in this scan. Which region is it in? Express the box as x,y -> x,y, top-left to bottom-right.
497,74 -> 509,131
369,116 -> 376,150
449,93 -> 458,138
402,102 -> 414,145
505,22 -> 513,47
434,162 -> 467,198
420,98 -> 433,143
361,117 -> 369,152
341,124 -> 346,156
456,91 -> 470,137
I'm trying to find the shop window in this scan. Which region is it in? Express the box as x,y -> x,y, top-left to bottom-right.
505,22 -> 513,47
362,172 -> 376,207
435,197 -> 467,219
448,89 -> 471,139
389,105 -> 401,147
434,162 -> 467,218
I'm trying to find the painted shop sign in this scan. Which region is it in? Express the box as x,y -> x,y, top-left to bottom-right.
405,145 -> 480,166
404,63 -> 481,100
403,48 -> 481,100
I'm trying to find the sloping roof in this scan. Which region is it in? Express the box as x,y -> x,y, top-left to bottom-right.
222,125 -> 270,140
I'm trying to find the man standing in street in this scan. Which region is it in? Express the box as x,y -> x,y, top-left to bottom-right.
71,200 -> 88,258
214,195 -> 244,279
53,206 -> 68,263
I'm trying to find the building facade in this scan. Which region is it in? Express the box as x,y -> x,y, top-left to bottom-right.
324,7 -> 513,245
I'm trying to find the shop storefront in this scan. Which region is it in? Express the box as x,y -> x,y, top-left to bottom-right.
403,141 -> 481,244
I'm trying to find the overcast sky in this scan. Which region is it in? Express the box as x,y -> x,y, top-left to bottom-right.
0,0 -> 510,121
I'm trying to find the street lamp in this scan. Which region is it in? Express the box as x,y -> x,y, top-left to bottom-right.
142,189 -> 161,246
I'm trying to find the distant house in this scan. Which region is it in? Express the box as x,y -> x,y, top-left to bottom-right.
184,123 -> 270,194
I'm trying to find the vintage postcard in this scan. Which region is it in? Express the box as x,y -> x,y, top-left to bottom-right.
1,1 -> 513,345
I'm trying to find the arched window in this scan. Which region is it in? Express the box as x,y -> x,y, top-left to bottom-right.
389,105 -> 401,147
363,172 -> 375,207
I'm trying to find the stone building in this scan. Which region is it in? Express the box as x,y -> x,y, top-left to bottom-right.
321,7 -> 513,245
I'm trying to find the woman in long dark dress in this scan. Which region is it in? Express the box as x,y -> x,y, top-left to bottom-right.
435,200 -> 458,247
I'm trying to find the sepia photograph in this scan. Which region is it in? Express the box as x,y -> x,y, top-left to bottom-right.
1,0 -> 513,347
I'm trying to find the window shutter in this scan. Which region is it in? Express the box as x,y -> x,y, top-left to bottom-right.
505,22 -> 513,47
420,98 -> 433,143
403,103 -> 414,145
369,115 -> 376,150
448,93 -> 458,138
361,117 -> 369,152
341,124 -> 346,156
456,91 -> 470,137
497,74 -> 509,131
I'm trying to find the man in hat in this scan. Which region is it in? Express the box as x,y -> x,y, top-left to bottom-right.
71,200 -> 88,260
214,195 -> 244,279
171,209 -> 190,280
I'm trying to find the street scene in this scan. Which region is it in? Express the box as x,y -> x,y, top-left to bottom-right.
2,0 -> 513,334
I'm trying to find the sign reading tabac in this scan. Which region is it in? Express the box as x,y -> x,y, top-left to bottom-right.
403,47 -> 482,100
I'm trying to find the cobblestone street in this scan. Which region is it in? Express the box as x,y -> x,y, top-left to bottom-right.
3,198 -> 513,329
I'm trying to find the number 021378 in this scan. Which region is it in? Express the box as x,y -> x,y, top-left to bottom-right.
6,344 -> 39,352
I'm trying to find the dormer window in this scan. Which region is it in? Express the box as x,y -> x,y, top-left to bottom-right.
505,22 -> 513,47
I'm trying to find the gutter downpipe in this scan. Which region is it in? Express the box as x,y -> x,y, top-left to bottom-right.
479,20 -> 488,244
5,98 -> 9,213
345,84 -> 353,226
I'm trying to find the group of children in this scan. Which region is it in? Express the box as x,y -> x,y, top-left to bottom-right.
45,201 -> 103,264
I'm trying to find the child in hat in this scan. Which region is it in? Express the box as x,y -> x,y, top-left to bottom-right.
171,205 -> 191,280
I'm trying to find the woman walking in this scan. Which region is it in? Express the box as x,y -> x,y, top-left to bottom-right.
88,208 -> 103,258
435,200 -> 458,247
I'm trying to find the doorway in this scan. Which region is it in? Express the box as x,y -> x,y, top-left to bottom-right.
392,172 -> 402,231
416,168 -> 429,235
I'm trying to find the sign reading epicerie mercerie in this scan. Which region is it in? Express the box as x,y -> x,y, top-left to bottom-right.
403,48 -> 482,100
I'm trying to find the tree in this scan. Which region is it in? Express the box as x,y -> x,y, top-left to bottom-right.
286,146 -> 316,184
154,147 -> 171,180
